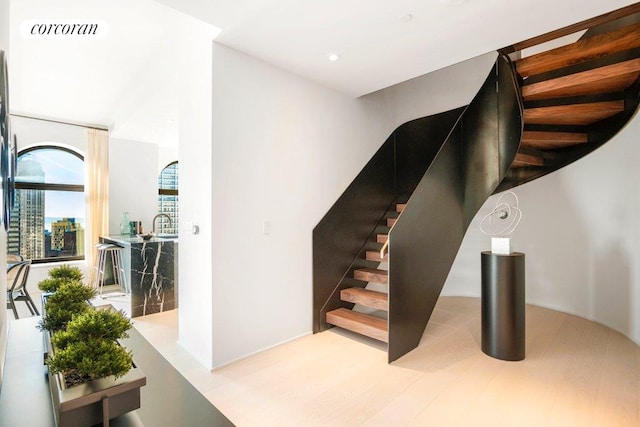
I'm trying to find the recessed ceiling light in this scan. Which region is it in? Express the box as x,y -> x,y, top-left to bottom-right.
400,14 -> 413,23
328,53 -> 341,62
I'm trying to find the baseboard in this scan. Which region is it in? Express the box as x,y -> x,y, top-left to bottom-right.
211,331 -> 312,371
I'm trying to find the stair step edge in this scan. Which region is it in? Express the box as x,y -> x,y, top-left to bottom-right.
366,251 -> 388,262
341,287 -> 389,311
354,268 -> 389,284
326,308 -> 388,342
376,234 -> 388,243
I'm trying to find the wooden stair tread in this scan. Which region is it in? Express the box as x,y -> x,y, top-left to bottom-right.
523,58 -> 640,100
354,268 -> 388,284
522,130 -> 588,142
512,152 -> 544,168
366,250 -> 388,262
524,100 -> 624,126
340,288 -> 389,311
326,308 -> 388,343
521,130 -> 588,150
517,22 -> 640,77
396,203 -> 406,213
376,234 -> 388,243
386,218 -> 397,227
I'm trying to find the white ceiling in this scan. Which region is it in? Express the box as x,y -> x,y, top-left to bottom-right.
8,0 -> 638,147
157,0 -> 638,96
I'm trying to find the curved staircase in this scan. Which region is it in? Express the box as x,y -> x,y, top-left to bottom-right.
502,18 -> 640,189
314,5 -> 640,363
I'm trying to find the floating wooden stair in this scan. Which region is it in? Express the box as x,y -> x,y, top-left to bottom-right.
340,288 -> 389,311
517,23 -> 640,78
524,100 -> 624,126
326,308 -> 388,342
522,58 -> 640,100
325,264 -> 390,342
508,20 -> 640,172
354,268 -> 388,284
521,130 -> 588,150
325,199 -> 397,342
512,152 -> 544,168
366,250 -> 388,262
523,100 -> 625,126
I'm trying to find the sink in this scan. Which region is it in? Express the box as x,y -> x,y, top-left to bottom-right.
156,233 -> 178,239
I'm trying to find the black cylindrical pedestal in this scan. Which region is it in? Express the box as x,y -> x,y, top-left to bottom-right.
481,251 -> 525,361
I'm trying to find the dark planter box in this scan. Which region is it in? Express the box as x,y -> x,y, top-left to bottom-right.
41,298 -> 146,427
44,330 -> 146,427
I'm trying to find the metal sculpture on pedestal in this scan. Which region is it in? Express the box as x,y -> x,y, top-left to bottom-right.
480,191 -> 525,361
480,191 -> 522,254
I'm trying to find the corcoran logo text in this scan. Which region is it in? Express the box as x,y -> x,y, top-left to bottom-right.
20,20 -> 109,39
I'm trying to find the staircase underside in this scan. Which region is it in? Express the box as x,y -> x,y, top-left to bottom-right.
507,18 -> 640,174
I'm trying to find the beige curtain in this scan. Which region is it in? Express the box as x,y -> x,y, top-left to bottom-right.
85,129 -> 109,284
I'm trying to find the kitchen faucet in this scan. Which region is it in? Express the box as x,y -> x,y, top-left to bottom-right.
152,213 -> 172,235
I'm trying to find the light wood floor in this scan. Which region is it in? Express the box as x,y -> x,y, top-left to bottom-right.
133,297 -> 640,426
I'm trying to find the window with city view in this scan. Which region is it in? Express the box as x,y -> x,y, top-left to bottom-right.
158,162 -> 178,235
9,146 -> 85,263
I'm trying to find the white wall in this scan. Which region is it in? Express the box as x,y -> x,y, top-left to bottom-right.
108,138 -> 159,235
373,52 -> 497,129
209,43 -> 392,368
176,22 -> 216,369
443,110 -> 640,344
158,146 -> 178,175
205,48 -> 502,368
0,0 -> 7,52
11,116 -> 87,153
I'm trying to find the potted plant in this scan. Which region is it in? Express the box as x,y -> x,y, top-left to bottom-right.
46,309 -> 134,386
48,264 -> 84,281
38,280 -> 95,333
38,264 -> 84,294
37,267 -> 146,427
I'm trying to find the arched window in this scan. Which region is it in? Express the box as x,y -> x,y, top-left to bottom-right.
9,146 -> 85,263
158,161 -> 178,235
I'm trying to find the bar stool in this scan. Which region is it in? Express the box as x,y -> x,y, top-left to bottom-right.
94,243 -> 128,297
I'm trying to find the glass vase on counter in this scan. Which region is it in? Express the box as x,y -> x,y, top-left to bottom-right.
120,212 -> 131,236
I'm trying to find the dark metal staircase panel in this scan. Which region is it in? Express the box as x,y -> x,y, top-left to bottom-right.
388,56 -> 523,363
312,109 -> 464,334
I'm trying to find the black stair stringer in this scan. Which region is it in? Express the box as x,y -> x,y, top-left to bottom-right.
387,55 -> 523,363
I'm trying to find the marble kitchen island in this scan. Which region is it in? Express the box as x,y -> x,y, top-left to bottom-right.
100,235 -> 178,317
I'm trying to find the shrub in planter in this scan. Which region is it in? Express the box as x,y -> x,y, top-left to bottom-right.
38,265 -> 84,293
37,281 -> 96,333
36,270 -> 145,426
47,309 -> 134,386
48,264 -> 84,281
38,277 -> 81,294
